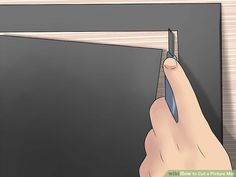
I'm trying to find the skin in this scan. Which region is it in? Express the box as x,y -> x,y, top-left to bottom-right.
139,58 -> 232,177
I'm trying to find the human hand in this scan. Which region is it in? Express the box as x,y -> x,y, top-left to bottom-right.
139,58 -> 232,177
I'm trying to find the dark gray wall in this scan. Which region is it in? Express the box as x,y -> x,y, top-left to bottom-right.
0,3 -> 222,177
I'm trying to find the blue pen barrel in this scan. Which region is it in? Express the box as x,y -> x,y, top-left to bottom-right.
165,53 -> 178,122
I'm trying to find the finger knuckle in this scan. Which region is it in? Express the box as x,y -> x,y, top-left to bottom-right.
139,158 -> 149,177
149,97 -> 166,118
144,130 -> 156,153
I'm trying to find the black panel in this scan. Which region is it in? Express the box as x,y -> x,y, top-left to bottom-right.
0,36 -> 162,177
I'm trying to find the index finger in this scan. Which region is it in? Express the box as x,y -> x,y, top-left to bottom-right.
163,58 -> 204,124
